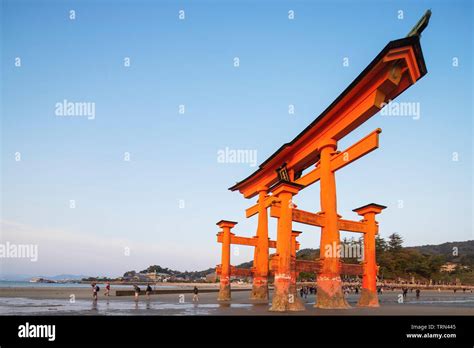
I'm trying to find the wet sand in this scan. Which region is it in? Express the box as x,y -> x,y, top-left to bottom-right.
0,284 -> 251,300
1,287 -> 473,315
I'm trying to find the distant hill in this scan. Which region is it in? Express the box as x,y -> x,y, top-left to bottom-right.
405,241 -> 474,262
126,265 -> 217,281
48,274 -> 90,281
0,274 -> 90,281
296,248 -> 321,260
235,261 -> 253,269
294,241 -> 474,261
0,274 -> 36,281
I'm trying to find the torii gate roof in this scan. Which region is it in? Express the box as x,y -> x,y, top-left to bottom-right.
229,35 -> 427,198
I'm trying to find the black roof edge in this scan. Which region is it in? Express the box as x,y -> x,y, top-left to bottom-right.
353,203 -> 388,212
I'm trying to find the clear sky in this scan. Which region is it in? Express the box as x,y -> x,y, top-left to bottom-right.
1,0 -> 472,278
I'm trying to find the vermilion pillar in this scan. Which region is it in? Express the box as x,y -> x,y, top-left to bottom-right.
316,140 -> 349,309
289,230 -> 304,309
251,188 -> 270,300
217,220 -> 237,301
353,203 -> 386,307
270,181 -> 305,312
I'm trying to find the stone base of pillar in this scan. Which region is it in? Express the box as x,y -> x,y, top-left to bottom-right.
269,291 -> 289,311
288,295 -> 306,311
250,284 -> 268,300
288,284 -> 305,311
269,291 -> 306,311
270,285 -> 306,311
269,276 -> 290,311
217,284 -> 231,301
315,275 -> 350,309
357,288 -> 379,307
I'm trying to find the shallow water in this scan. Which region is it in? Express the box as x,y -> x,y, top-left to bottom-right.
0,297 -> 256,315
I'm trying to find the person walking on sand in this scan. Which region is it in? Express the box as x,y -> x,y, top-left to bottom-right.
192,286 -> 199,302
146,283 -> 152,299
91,283 -> 99,301
133,284 -> 141,301
402,288 -> 408,298
416,288 -> 420,299
104,282 -> 111,297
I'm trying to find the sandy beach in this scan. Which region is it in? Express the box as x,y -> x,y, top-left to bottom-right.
0,283 -> 251,300
1,285 -> 473,316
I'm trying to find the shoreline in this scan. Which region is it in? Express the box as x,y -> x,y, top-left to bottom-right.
1,282 -> 473,300
0,285 -> 471,300
0,284 -> 252,300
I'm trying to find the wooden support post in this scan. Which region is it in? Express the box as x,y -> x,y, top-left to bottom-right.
289,230 -> 304,310
269,181 -> 305,312
316,140 -> 350,309
251,188 -> 270,300
353,204 -> 386,307
216,220 -> 237,301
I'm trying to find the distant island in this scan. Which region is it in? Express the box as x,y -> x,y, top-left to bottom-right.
0,274 -> 89,283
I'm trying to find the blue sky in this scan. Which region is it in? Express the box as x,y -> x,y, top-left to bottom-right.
1,0 -> 472,277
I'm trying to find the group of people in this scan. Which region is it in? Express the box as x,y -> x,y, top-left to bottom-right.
91,282 -> 200,302
343,286 -> 360,294
401,287 -> 421,298
299,286 -> 317,298
297,284 -> 424,299
299,285 -> 363,298
454,288 -> 472,293
91,282 -> 111,301
132,283 -> 154,301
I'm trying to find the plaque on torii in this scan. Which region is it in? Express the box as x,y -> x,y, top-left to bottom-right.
216,11 -> 430,311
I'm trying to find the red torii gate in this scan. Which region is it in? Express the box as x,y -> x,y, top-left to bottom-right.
216,12 -> 429,311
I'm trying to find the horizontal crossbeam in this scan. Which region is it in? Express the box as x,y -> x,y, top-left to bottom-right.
295,129 -> 381,187
338,218 -> 369,234
295,259 -> 322,273
216,233 -> 278,249
245,195 -> 280,218
340,263 -> 364,276
270,205 -> 368,233
215,265 -> 253,277
269,257 -> 364,276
